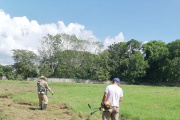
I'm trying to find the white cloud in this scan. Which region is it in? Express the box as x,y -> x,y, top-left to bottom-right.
103,32 -> 124,49
142,41 -> 148,44
0,10 -> 124,65
57,21 -> 99,42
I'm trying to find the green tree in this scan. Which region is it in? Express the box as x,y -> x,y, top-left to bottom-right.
166,57 -> 180,82
38,34 -> 62,76
38,64 -> 53,78
127,39 -> 141,57
166,40 -> 180,82
108,42 -> 128,79
94,50 -> 110,81
0,65 -> 4,78
51,33 -> 104,79
12,49 -> 38,79
142,40 -> 169,83
121,52 -> 149,84
108,40 -> 142,81
3,65 -> 15,80
167,39 -> 180,59
55,50 -> 78,78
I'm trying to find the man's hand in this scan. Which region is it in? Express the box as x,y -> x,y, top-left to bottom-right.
52,92 -> 54,95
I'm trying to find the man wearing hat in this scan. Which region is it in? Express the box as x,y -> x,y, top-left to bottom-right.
102,78 -> 123,120
37,76 -> 54,111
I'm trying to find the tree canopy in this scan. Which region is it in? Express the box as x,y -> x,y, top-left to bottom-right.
1,34 -> 178,85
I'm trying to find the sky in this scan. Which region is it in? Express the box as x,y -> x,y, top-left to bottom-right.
0,0 -> 180,65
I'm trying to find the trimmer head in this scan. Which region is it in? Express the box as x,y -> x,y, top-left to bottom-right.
88,102 -> 110,115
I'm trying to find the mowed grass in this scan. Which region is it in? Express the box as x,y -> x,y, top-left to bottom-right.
0,80 -> 180,120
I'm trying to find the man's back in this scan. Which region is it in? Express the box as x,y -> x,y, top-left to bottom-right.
37,79 -> 48,94
102,78 -> 123,120
105,84 -> 123,107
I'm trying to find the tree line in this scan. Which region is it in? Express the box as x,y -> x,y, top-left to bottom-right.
0,33 -> 179,84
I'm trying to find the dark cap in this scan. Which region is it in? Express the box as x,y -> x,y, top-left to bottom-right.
113,78 -> 120,83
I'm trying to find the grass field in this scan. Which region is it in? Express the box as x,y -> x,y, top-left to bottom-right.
0,80 -> 180,120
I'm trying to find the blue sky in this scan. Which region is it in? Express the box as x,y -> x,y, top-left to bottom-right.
0,0 -> 180,65
1,0 -> 180,43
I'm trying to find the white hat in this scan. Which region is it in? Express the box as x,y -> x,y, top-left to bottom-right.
39,76 -> 47,81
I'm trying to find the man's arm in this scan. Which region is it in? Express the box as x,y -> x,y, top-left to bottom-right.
119,89 -> 123,102
102,92 -> 108,103
119,97 -> 123,102
45,82 -> 54,95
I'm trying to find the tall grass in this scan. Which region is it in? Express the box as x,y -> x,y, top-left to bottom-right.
0,80 -> 180,120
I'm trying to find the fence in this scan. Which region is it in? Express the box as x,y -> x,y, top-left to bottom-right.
27,78 -> 127,84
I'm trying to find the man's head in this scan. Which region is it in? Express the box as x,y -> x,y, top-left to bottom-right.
39,76 -> 47,81
113,78 -> 120,85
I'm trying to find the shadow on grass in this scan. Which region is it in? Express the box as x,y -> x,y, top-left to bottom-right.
28,107 -> 40,111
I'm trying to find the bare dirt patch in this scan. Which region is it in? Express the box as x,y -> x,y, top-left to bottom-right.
0,81 -> 90,120
0,97 -> 81,120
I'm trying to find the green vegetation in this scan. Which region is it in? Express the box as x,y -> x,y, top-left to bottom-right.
0,80 -> 180,120
0,34 -> 180,85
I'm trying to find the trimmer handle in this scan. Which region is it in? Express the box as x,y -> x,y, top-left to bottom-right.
88,104 -> 91,109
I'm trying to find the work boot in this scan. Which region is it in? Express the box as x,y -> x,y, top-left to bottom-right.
43,104 -> 47,111
39,104 -> 43,110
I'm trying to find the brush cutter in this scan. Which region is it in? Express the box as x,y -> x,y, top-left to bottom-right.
47,95 -> 59,104
88,102 -> 111,115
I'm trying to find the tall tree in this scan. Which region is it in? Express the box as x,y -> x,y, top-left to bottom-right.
126,39 -> 141,57
167,39 -> 180,59
166,40 -> 180,82
120,52 -> 149,84
142,40 -> 169,83
38,34 -> 62,76
166,57 -> 180,82
94,50 -> 110,81
108,42 -> 129,79
43,33 -> 104,79
54,50 -> 79,78
12,49 -> 38,79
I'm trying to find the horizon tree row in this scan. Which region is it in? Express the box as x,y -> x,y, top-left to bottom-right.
0,33 -> 179,84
